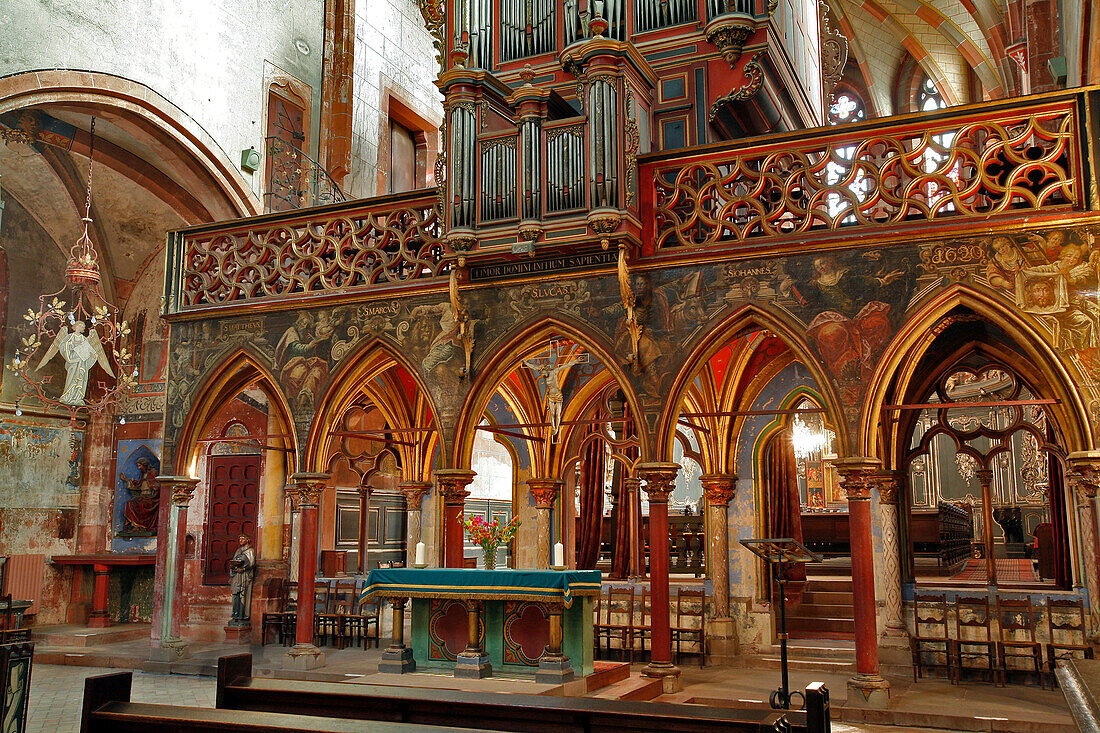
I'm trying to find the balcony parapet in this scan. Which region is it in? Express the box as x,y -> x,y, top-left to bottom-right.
641,87 -> 1099,257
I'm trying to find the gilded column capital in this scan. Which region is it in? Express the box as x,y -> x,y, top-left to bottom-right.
399,481 -> 433,511
526,477 -> 564,510
833,457 -> 881,501
1068,452 -> 1100,504
435,469 -> 477,503
700,473 -> 737,506
290,472 -> 330,508
871,472 -> 902,506
638,462 -> 680,503
157,475 -> 200,507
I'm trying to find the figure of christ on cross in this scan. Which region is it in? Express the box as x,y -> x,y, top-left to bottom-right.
522,341 -> 589,443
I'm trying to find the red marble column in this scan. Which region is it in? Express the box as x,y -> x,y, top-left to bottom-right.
288,472 -> 330,669
435,469 -> 476,568
88,564 -> 111,628
835,457 -> 890,709
527,478 -> 564,569
357,484 -> 372,573
638,462 -> 681,690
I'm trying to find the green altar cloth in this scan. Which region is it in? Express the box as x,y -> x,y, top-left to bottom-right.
361,568 -> 599,676
359,568 -> 602,607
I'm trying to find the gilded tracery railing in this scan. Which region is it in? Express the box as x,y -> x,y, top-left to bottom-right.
166,190 -> 447,312
643,98 -> 1086,251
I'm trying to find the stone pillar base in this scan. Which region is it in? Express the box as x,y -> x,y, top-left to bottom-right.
536,655 -> 575,684
707,617 -> 738,662
454,651 -> 492,679
379,646 -> 416,674
149,639 -> 190,662
846,673 -> 890,709
642,662 -> 683,693
88,614 -> 112,629
224,624 -> 253,644
286,643 -> 326,670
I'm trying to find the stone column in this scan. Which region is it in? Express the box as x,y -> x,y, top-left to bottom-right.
1068,452 -> 1100,639
638,462 -> 682,692
400,481 -> 432,565
527,478 -> 564,569
287,472 -> 329,670
151,475 -> 198,661
700,474 -> 736,659
378,596 -> 415,673
436,469 -> 476,568
835,457 -> 890,709
873,472 -> 905,635
357,484 -> 372,573
455,599 -> 492,678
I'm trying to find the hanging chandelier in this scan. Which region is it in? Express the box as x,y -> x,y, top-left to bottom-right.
5,118 -> 137,423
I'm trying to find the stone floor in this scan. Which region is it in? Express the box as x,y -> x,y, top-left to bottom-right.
27,624 -> 1078,733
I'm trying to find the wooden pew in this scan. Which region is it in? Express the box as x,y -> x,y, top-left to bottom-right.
217,654 -> 805,733
79,671 -> 498,733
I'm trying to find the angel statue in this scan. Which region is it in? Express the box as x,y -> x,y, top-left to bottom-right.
36,320 -> 114,406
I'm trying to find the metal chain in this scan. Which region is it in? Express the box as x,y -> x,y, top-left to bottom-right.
83,117 -> 95,219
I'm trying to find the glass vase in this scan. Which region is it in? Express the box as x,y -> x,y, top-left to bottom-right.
484,545 -> 498,570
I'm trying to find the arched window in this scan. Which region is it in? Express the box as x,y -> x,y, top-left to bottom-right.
827,92 -> 866,125
917,76 -> 947,111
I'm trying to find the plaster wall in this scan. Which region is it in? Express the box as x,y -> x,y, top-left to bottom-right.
347,0 -> 444,198
0,0 -> 323,200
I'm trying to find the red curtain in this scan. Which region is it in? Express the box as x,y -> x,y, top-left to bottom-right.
1050,452 -> 1071,589
765,432 -> 806,584
577,433 -> 606,570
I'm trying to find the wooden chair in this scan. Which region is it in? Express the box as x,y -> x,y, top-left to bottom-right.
341,586 -> 382,650
278,582 -> 299,646
910,593 -> 955,683
597,586 -> 635,662
592,590 -> 604,659
313,582 -> 341,647
330,578 -> 359,649
632,588 -> 652,662
671,587 -> 706,667
260,578 -> 287,646
995,596 -> 1043,687
954,596 -> 997,683
1046,598 -> 1094,688
0,593 -> 29,643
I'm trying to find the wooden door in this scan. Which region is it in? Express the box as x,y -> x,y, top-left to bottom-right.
204,455 -> 261,585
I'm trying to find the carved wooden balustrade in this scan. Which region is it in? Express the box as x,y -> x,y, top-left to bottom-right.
163,89 -> 1099,316
164,189 -> 447,315
640,88 -> 1099,256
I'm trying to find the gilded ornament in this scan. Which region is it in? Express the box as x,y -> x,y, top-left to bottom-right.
819,1 -> 848,100
708,52 -> 764,121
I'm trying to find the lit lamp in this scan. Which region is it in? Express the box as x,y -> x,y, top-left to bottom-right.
791,414 -> 827,461
5,118 -> 137,422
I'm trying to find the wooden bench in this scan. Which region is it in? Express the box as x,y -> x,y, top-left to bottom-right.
79,671 -> 496,733
217,654 -> 812,733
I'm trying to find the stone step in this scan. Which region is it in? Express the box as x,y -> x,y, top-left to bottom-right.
32,623 -> 151,647
783,640 -> 856,660
755,656 -> 857,673
786,616 -> 858,634
591,675 -> 664,702
803,578 -> 852,592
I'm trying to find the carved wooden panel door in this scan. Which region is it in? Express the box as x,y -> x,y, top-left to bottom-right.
203,455 -> 261,585
265,93 -> 306,212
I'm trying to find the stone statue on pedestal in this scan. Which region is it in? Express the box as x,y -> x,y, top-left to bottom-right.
229,535 -> 256,626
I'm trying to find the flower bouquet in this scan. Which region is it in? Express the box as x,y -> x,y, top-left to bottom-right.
462,514 -> 521,570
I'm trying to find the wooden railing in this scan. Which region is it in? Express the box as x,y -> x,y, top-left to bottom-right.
165,189 -> 447,314
641,89 -> 1097,254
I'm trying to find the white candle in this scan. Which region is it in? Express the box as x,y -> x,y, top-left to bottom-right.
553,542 -> 564,568
415,542 -> 426,566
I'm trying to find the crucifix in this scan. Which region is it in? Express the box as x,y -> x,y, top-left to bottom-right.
522,340 -> 589,443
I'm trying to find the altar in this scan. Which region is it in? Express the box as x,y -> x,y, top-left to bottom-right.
360,568 -> 600,681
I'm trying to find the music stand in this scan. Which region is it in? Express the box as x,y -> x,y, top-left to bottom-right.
740,538 -> 823,710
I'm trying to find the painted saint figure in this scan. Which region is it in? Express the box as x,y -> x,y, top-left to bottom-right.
36,320 -> 114,406
228,534 -> 256,626
121,456 -> 160,536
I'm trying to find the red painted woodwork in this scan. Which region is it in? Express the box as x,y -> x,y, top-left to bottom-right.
203,455 -> 261,585
848,495 -> 880,675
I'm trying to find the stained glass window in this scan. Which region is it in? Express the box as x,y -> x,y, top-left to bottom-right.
827,92 -> 865,124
